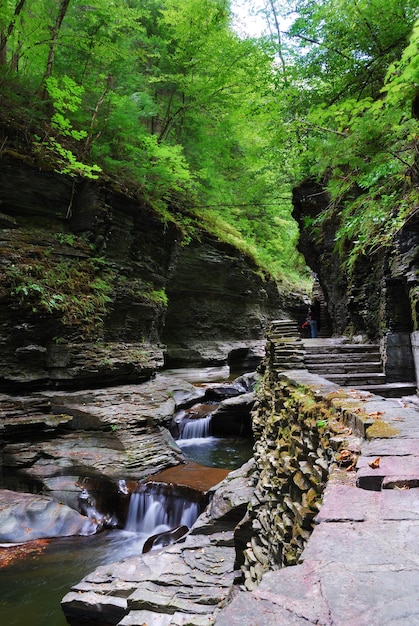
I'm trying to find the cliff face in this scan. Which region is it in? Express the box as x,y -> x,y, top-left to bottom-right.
161,236 -> 303,367
0,155 -> 297,390
292,178 -> 419,382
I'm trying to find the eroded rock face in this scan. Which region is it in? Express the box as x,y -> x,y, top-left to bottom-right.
0,155 -> 301,391
0,377 -> 199,526
292,179 -> 418,383
161,237 -> 303,366
292,179 -> 419,342
0,371 -> 256,545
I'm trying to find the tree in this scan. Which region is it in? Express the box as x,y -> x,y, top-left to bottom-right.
40,0 -> 71,97
0,0 -> 26,66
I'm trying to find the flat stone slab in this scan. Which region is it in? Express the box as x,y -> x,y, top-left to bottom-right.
317,481 -> 419,523
356,455 -> 419,490
215,559 -> 419,626
215,371 -> 419,626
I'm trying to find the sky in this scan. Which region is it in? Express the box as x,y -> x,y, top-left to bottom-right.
231,0 -> 270,38
231,1 -> 296,39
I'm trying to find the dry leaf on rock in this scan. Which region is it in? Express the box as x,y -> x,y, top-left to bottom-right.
368,411 -> 384,419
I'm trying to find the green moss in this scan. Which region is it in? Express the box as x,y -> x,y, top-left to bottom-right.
366,420 -> 399,438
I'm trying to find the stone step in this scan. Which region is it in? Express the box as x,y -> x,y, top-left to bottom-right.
306,362 -> 383,375
323,372 -> 386,386
273,362 -> 305,370
274,348 -> 305,357
271,337 -> 303,345
304,352 -> 381,364
269,320 -> 300,338
351,382 -> 417,398
304,344 -> 380,354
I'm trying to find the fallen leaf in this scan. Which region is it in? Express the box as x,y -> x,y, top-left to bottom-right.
368,457 -> 381,469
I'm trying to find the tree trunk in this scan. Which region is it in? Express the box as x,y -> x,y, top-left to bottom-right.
0,0 -> 27,66
267,0 -> 288,84
40,0 -> 71,98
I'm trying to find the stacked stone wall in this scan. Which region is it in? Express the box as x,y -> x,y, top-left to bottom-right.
240,363 -> 358,590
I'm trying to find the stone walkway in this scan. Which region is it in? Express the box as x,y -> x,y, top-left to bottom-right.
214,371 -> 419,626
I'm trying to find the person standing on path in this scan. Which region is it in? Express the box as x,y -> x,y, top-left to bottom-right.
309,296 -> 321,338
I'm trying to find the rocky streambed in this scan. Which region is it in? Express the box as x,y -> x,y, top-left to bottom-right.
0,366 -> 258,625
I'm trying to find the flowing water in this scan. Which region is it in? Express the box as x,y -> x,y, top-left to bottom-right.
0,366 -> 254,625
125,484 -> 201,534
0,485 -> 204,626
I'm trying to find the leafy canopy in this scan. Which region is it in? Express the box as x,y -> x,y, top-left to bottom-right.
0,0 -> 307,284
1,0 -> 418,284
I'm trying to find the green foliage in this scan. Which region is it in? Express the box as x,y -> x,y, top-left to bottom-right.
30,75 -> 102,179
0,0 -> 307,287
288,6 -> 419,274
2,243 -> 115,338
146,289 -> 169,307
53,233 -> 76,246
4,0 -> 417,289
33,134 -> 102,179
45,76 -> 87,139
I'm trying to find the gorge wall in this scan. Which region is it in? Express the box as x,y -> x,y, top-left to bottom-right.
0,154 -> 302,391
292,179 -> 419,384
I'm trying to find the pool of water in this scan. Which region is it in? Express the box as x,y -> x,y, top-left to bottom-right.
177,436 -> 253,469
0,442 -> 253,626
0,530 -> 148,626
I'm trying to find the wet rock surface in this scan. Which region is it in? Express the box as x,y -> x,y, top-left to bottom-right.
1,376 -> 191,499
60,365 -> 419,626
0,489 -> 98,542
0,375 -> 204,540
61,461 -> 255,626
0,371 -> 255,544
0,156 -> 303,390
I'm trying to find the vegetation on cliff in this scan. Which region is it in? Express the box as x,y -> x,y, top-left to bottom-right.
287,0 -> 419,274
0,0 -> 418,286
0,0 -> 306,287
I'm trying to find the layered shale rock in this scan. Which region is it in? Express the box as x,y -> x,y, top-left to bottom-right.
0,154 -> 301,391
292,178 -> 418,385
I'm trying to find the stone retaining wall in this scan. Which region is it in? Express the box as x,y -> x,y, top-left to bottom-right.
240,360 -> 363,590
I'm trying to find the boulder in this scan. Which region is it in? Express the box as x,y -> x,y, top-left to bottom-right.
0,489 -> 97,542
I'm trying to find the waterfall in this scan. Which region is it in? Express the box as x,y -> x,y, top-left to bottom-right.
179,414 -> 212,439
125,484 -> 201,533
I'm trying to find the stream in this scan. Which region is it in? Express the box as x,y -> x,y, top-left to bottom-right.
0,367 -> 254,626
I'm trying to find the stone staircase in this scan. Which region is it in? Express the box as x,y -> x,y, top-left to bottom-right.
303,340 -> 384,386
304,339 -> 417,397
267,321 -> 416,397
267,320 -> 305,370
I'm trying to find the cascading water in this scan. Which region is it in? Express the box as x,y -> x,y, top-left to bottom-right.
124,483 -> 201,534
180,414 -> 212,439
